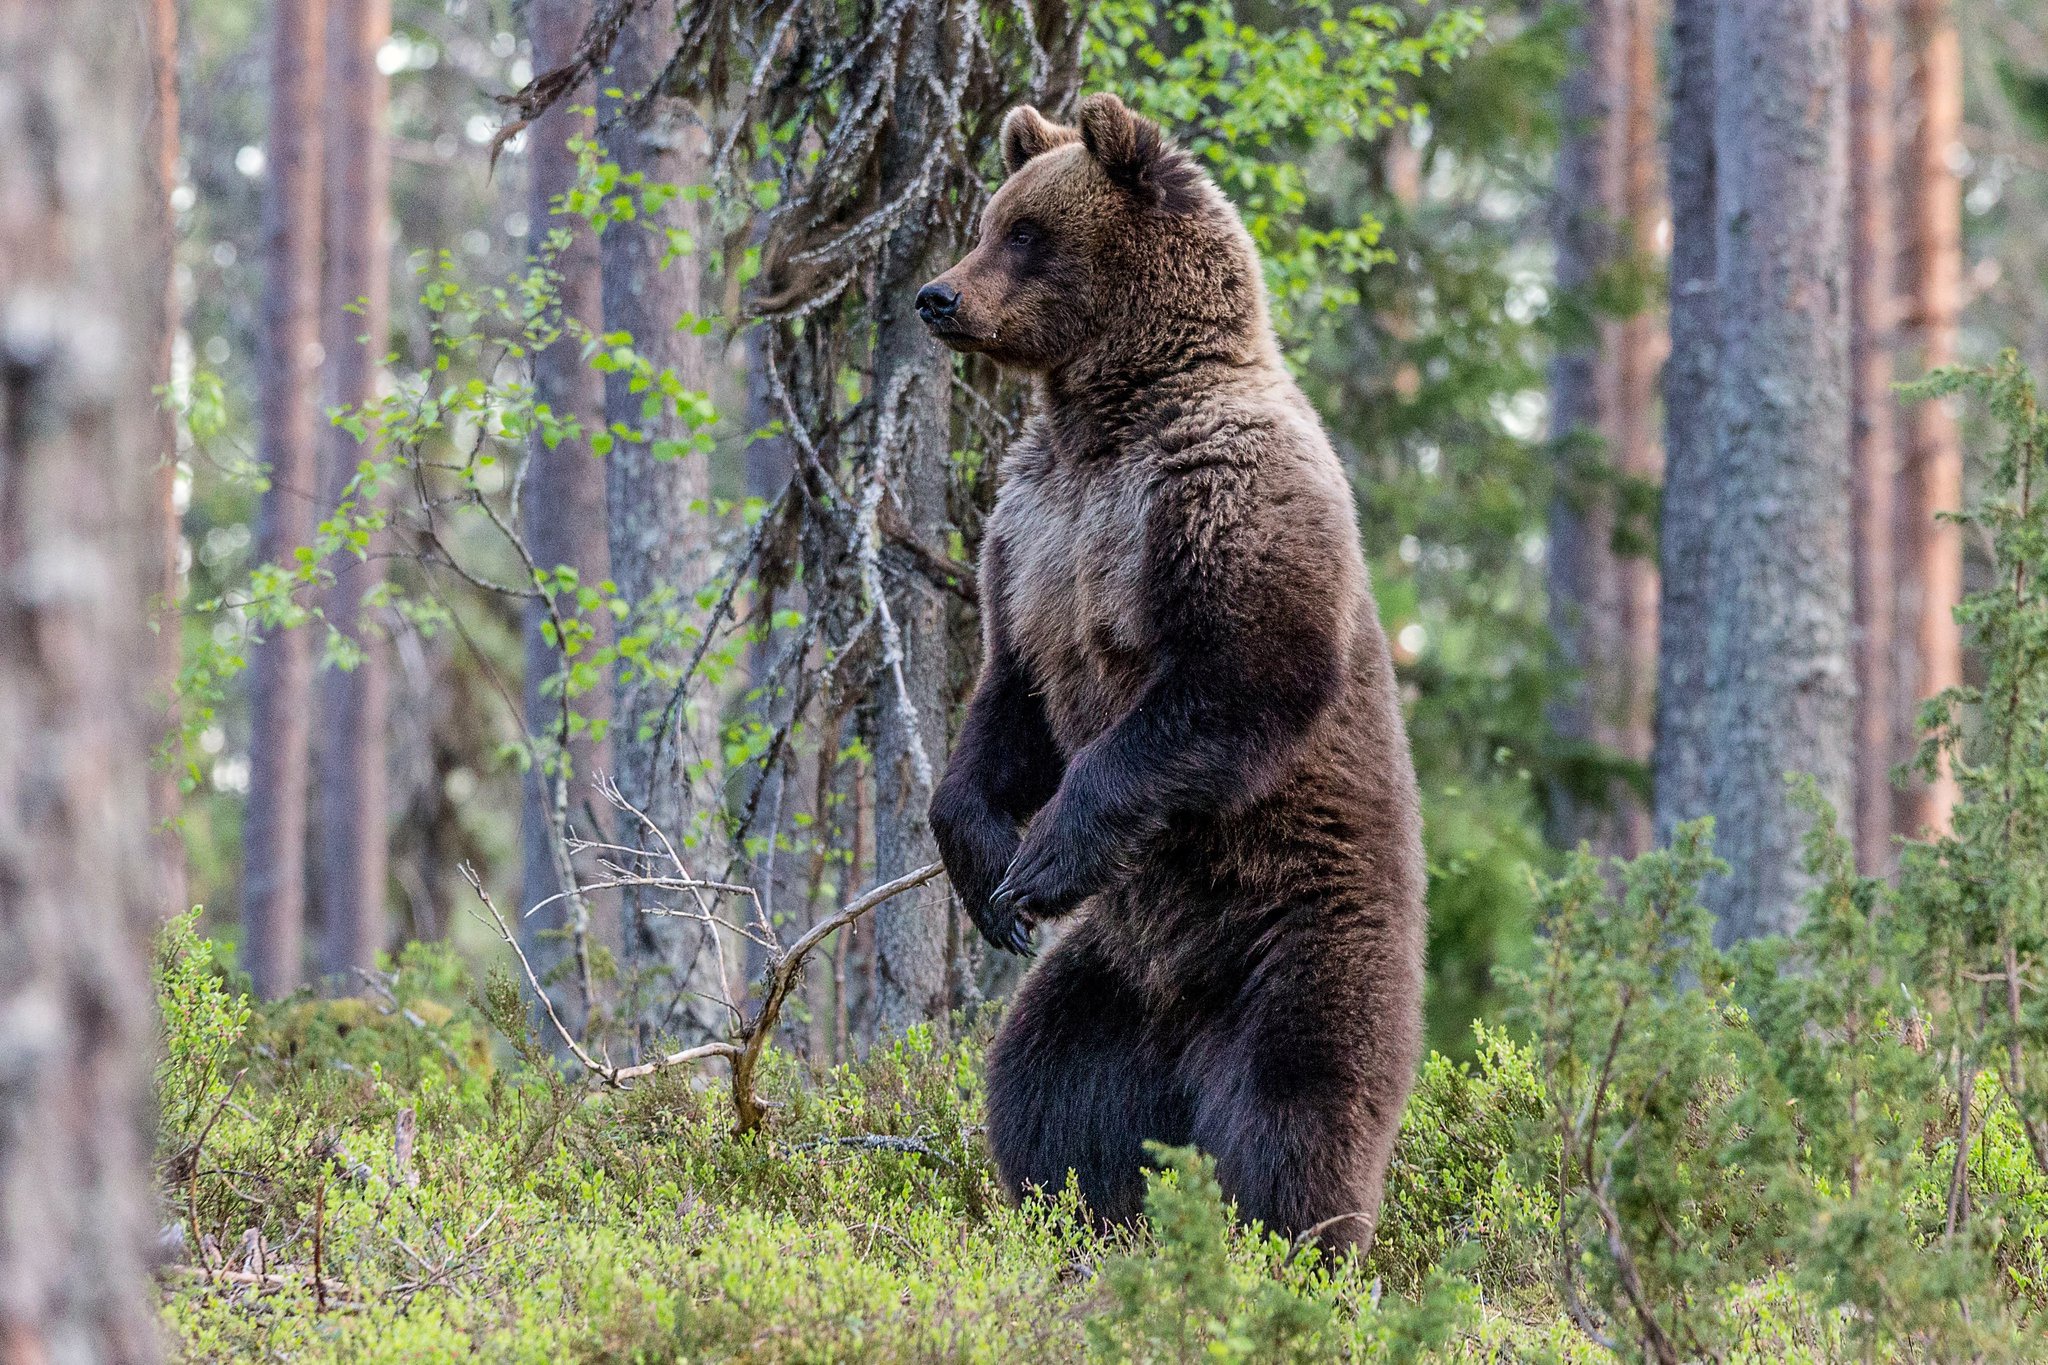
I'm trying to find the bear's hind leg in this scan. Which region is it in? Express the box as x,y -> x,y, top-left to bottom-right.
1187,973 -> 1411,1256
986,935 -> 1190,1227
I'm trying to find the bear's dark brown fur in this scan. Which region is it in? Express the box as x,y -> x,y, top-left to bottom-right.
920,93 -> 1425,1252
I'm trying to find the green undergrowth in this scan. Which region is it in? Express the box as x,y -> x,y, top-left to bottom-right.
157,910 -> 2006,1364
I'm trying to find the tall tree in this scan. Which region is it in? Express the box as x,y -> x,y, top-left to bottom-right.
1653,0 -> 1718,845
148,0 -> 186,914
0,0 -> 170,1355
870,0 -> 961,1031
598,5 -> 729,1046
1701,0 -> 1854,940
1849,0 -> 1901,871
242,0 -> 328,997
521,0 -> 615,1033
1898,0 -> 1964,839
1547,0 -> 1663,858
313,0 -> 393,982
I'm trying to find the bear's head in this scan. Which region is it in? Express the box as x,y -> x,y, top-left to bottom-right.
917,93 -> 1270,378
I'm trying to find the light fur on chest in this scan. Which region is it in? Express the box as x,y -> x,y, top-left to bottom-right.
995,459 -> 1155,753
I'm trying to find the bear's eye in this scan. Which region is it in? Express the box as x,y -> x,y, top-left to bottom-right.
1007,221 -> 1042,250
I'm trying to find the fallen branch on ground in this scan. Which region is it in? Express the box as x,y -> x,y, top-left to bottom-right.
463,857 -> 944,1134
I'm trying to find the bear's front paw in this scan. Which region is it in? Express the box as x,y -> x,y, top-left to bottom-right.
985,840 -> 1090,948
974,886 -> 1038,957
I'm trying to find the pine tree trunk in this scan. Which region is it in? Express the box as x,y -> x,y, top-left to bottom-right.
521,0 -> 615,1035
1653,0 -> 1719,843
1702,0 -> 1855,941
1897,0 -> 1964,840
1547,0 -> 1662,858
242,0 -> 327,997
599,5 -> 729,1046
0,3 -> 171,1355
1849,0 -> 1900,872
148,0 -> 187,916
870,0 -> 960,1033
313,0 -> 392,983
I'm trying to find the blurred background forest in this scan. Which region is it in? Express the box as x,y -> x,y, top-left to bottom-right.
161,0 -> 2048,1059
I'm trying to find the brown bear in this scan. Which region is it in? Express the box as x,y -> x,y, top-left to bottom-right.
919,92 -> 1426,1254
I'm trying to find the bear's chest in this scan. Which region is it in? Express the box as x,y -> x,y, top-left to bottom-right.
992,457 -> 1155,753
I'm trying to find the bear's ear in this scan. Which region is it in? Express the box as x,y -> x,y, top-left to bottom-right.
1077,92 -> 1191,209
1000,105 -> 1071,176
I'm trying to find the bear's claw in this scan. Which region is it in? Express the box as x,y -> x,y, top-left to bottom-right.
983,884 -> 1037,956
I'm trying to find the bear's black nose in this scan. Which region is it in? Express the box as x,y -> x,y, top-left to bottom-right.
916,282 -> 960,321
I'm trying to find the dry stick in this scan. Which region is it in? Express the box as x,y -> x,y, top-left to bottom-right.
312,1178 -> 328,1314
1945,1048 -> 1975,1241
465,858 -> 942,1131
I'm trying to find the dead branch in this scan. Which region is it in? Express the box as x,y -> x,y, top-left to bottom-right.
465,849 -> 942,1132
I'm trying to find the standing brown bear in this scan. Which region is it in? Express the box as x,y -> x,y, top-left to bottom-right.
919,92 -> 1425,1253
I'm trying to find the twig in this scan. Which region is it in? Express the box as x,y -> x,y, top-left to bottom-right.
783,1133 -> 958,1168
465,853 -> 943,1131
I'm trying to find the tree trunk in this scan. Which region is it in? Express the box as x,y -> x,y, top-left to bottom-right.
313,0 -> 392,983
148,0 -> 187,916
870,0 -> 960,1034
521,0 -> 615,1036
1897,0 -> 1963,840
1547,0 -> 1662,859
1849,0 -> 1900,873
1702,0 -> 1854,941
1653,0 -> 1718,844
599,5 -> 729,1047
242,0 -> 327,998
0,2 -> 171,1356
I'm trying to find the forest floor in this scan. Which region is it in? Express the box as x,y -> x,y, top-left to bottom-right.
152,923 -> 1870,1363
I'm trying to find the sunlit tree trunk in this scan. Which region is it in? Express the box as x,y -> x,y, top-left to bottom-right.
1701,0 -> 1854,941
1849,0 -> 1901,872
313,0 -> 393,982
242,0 -> 327,997
599,5 -> 730,1046
1547,0 -> 1663,858
148,0 -> 187,916
521,0 -> 615,1036
871,0 -> 961,1032
1897,0 -> 1964,840
1653,0 -> 1718,844
0,2 -> 169,1355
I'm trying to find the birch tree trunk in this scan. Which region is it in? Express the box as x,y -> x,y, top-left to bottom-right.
599,6 -> 729,1046
871,0 -> 961,1033
1849,0 -> 1901,872
242,0 -> 327,997
1547,0 -> 1662,858
1653,0 -> 1718,843
1897,0 -> 1964,840
521,0 -> 615,1035
313,0 -> 393,982
0,2 -> 170,1355
1702,0 -> 1855,941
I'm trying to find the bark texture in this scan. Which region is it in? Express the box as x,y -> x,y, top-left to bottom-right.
1849,0 -> 1900,872
313,0 -> 393,982
149,0 -> 187,915
870,0 -> 963,1033
1546,0 -> 1663,858
0,2 -> 171,1356
242,0 -> 327,997
1652,0 -> 1717,844
1897,0 -> 1963,840
1702,0 -> 1854,941
520,0 -> 616,1035
598,7 -> 729,1045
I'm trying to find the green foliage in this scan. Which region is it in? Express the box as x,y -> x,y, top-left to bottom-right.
1373,1022 -> 1547,1296
1090,0 -> 1482,346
